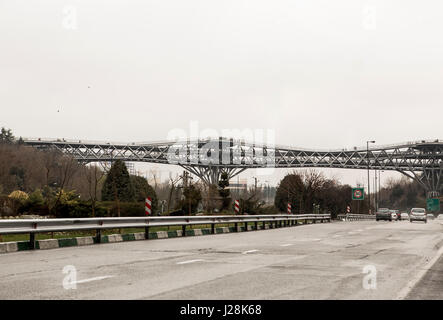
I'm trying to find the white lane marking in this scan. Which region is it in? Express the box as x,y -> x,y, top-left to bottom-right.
176,259 -> 204,265
280,244 -> 293,247
74,275 -> 114,284
332,235 -> 342,238
242,249 -> 259,254
356,229 -> 364,232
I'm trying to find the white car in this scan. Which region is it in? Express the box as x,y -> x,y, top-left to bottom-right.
400,212 -> 409,220
391,212 -> 398,221
410,208 -> 427,223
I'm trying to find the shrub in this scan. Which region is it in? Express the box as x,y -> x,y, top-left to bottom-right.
8,190 -> 28,202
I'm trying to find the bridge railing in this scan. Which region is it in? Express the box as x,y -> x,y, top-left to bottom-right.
336,214 -> 375,221
0,214 -> 331,249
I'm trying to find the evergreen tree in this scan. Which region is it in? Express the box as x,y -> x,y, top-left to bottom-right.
130,175 -> 158,214
274,173 -> 305,213
0,127 -> 14,143
101,160 -> 135,203
180,184 -> 202,214
218,172 -> 231,210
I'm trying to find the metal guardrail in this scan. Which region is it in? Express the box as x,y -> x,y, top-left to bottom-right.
336,214 -> 375,221
0,214 -> 331,249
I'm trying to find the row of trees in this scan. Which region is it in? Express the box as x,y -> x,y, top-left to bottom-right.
378,176 -> 427,210
274,170 -> 353,217
0,128 -> 161,217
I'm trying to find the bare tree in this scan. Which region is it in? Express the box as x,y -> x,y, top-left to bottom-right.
149,169 -> 158,190
50,156 -> 79,214
167,173 -> 182,213
84,165 -> 105,217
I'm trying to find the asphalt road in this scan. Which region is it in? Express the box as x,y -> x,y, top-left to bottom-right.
0,218 -> 442,300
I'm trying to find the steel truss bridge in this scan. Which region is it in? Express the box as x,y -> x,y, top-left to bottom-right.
23,137 -> 443,197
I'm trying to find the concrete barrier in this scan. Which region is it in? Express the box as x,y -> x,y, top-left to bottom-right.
76,237 -> 94,246
133,232 -> 145,240
107,234 -> 123,243
38,239 -> 59,250
156,231 -> 168,239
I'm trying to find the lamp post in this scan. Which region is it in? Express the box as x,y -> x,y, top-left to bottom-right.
367,140 -> 375,214
265,180 -> 270,203
374,169 -> 377,212
252,176 -> 259,198
378,170 -> 383,209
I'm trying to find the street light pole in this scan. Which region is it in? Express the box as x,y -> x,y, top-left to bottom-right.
378,170 -> 383,208
374,169 -> 377,212
367,140 -> 375,214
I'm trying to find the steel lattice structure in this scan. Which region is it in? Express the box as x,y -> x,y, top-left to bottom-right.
23,137 -> 443,196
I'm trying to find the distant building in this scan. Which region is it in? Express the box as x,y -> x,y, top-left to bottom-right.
227,179 -> 248,192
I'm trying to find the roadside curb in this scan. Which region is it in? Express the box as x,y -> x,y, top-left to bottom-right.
0,218 -> 330,254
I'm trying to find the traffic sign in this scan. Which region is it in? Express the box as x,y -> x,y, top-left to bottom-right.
234,200 -> 240,214
145,197 -> 152,215
352,188 -> 364,200
426,198 -> 440,212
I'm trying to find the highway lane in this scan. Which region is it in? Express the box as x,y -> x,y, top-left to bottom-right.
0,219 -> 442,300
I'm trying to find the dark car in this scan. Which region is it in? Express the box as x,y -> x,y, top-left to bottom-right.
376,208 -> 392,221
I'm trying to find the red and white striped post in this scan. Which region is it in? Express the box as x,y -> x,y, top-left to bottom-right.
287,203 -> 292,214
234,200 -> 240,214
145,197 -> 152,216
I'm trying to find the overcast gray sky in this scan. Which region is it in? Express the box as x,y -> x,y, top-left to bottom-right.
1,0 -> 442,187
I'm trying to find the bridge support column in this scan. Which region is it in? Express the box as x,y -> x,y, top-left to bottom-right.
180,165 -> 247,186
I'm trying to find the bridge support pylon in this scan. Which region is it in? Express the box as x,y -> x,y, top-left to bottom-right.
179,165 -> 246,186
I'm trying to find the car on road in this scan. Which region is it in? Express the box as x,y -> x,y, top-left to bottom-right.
400,212 -> 409,220
376,208 -> 392,221
410,208 -> 427,223
390,209 -> 400,220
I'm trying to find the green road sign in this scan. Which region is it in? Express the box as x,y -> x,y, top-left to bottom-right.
352,188 -> 364,200
426,198 -> 440,212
